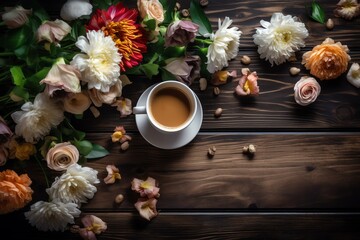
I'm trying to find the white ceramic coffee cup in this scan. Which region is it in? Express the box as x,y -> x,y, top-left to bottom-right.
133,81 -> 197,134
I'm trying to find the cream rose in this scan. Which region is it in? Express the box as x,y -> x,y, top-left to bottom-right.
294,76 -> 321,106
137,0 -> 164,24
46,142 -> 79,171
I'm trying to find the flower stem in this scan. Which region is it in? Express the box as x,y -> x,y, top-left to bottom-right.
194,38 -> 213,45
35,154 -> 50,188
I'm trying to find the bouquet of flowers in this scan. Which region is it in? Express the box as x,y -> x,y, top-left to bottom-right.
0,0 -> 242,236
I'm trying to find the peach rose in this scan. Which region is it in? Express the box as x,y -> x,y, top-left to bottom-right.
294,76 -> 321,106
302,38 -> 351,80
137,0 -> 164,23
46,142 -> 79,171
63,92 -> 92,114
0,169 -> 33,214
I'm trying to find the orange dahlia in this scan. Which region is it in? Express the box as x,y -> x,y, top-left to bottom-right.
302,38 -> 351,80
0,169 -> 33,214
87,3 -> 147,72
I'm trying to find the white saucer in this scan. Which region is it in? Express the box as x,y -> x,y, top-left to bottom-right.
135,84 -> 203,149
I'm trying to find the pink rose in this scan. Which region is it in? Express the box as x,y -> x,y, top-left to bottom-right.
165,20 -> 199,47
294,76 -> 321,106
40,58 -> 81,96
1,6 -> 32,29
36,19 -> 71,43
46,142 -> 79,171
137,0 -> 164,23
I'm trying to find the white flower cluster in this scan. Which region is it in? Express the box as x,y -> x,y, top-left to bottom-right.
25,164 -> 99,232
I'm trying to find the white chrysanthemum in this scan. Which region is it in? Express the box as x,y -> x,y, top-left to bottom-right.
46,164 -> 99,206
11,93 -> 64,143
71,30 -> 122,92
67,163 -> 100,185
253,12 -> 309,66
25,199 -> 80,232
205,17 -> 241,73
47,173 -> 97,206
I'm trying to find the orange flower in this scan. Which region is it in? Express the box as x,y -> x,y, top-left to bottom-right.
0,169 -> 33,214
302,38 -> 351,80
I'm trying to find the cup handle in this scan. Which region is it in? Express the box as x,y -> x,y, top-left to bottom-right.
133,106 -> 146,114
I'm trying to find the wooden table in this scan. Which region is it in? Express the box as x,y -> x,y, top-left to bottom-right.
1,0 -> 360,239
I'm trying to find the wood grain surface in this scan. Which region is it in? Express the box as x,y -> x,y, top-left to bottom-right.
1,0 -> 360,239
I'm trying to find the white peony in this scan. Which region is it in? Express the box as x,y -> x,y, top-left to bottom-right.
60,0 -> 93,21
253,12 -> 308,66
205,17 -> 241,73
46,163 -> 99,206
71,30 -> 122,92
25,199 -> 80,232
11,93 -> 64,143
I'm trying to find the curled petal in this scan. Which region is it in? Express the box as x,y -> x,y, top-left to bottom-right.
103,165 -> 121,184
134,198 -> 158,221
131,177 -> 160,199
347,63 -> 360,88
63,92 -> 92,115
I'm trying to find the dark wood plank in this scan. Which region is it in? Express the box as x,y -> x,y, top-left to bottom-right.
1,211 -> 360,240
5,133 -> 359,210
73,50 -> 360,132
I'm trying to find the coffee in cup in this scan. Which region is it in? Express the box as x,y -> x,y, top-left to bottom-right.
133,81 -> 197,133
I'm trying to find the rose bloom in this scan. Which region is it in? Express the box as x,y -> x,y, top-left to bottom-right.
137,0 -> 164,24
88,80 -> 122,107
25,199 -> 80,232
11,93 -> 64,143
40,58 -> 81,96
37,19 -> 71,43
1,6 -> 32,29
71,30 -> 122,92
0,169 -> 33,214
79,215 -> 107,240
347,63 -> 360,88
302,38 -> 351,80
205,17 -> 241,73
334,0 -> 360,20
60,0 -> 93,21
294,76 -> 321,106
46,142 -> 79,171
165,20 -> 199,47
63,92 -> 92,115
163,56 -> 201,85
134,197 -> 158,221
235,69 -> 259,96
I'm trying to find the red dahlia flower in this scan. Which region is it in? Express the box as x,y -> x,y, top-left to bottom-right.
87,3 -> 147,72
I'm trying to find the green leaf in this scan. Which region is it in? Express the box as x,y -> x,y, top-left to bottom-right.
310,1 -> 326,24
3,26 -> 32,50
85,144 -> 109,159
164,46 -> 186,58
162,0 -> 176,25
190,0 -> 212,35
25,67 -> 50,93
161,68 -> 177,81
140,63 -> 159,79
143,18 -> 157,31
10,66 -> 26,87
73,140 -> 93,156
